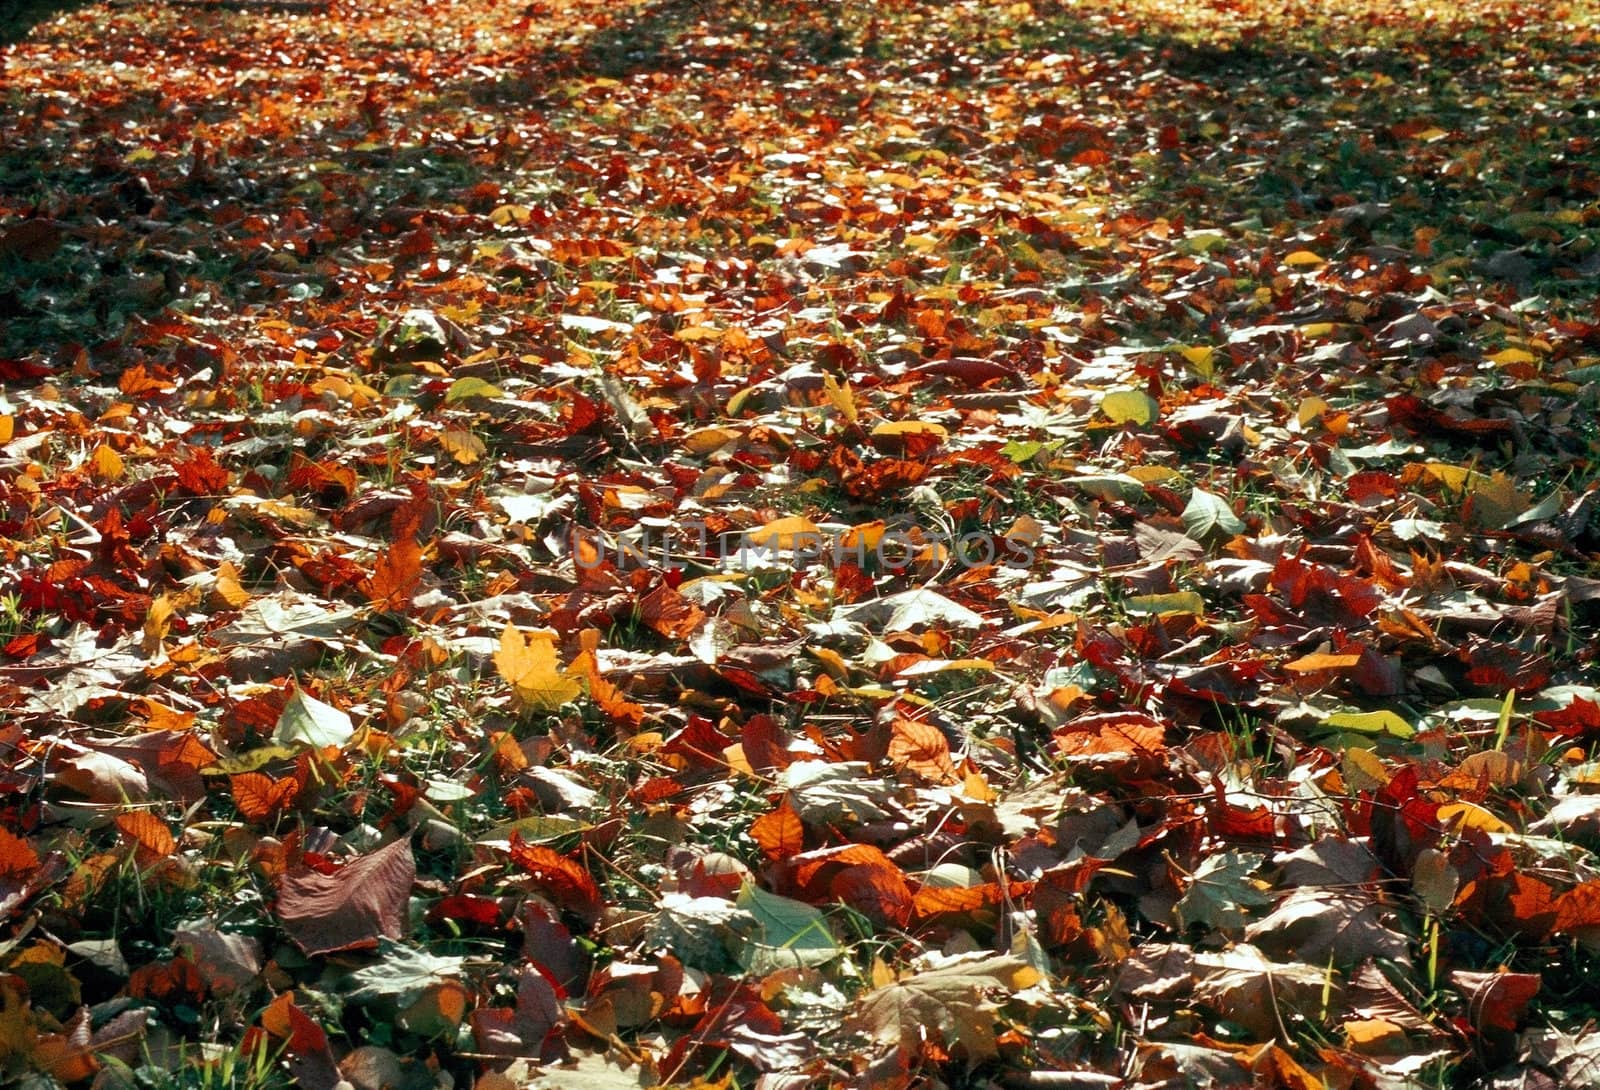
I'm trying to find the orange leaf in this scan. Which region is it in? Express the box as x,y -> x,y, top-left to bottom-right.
230,771 -> 301,822
114,811 -> 175,859
783,844 -> 914,926
912,880 -> 1023,924
118,363 -> 175,396
888,717 -> 956,783
261,991 -> 331,1052
1554,880 -> 1600,934
366,500 -> 426,608
750,799 -> 805,861
0,827 -> 40,879
1282,652 -> 1362,673
367,535 -> 423,608
831,862 -> 914,928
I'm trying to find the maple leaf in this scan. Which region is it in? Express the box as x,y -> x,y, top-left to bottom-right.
366,533 -> 424,609
495,626 -> 582,712
1175,850 -> 1271,932
848,952 -> 1030,1062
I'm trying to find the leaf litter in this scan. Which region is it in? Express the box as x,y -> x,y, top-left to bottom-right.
1,0 -> 1600,1086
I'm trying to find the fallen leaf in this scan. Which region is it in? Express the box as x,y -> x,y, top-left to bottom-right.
276,837 -> 415,955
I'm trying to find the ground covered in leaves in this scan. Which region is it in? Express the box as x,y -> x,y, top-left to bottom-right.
3,0 -> 1600,1086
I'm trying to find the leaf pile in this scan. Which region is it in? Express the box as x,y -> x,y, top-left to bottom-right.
3,0 -> 1600,1087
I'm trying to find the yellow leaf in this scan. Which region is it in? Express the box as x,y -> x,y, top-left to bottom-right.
1296,396 -> 1330,428
683,426 -> 744,454
1416,462 -> 1472,493
90,444 -> 124,482
438,427 -> 486,465
807,646 -> 852,681
1178,345 -> 1216,378
823,373 -> 859,425
1298,322 -> 1344,337
444,377 -> 504,403
1123,592 -> 1206,616
1126,465 -> 1185,484
962,770 -> 998,803
495,626 -> 583,712
1100,388 -> 1158,425
1468,471 -> 1530,528
1488,348 -> 1536,365
1326,710 -> 1415,738
1284,250 -> 1325,268
490,204 -> 535,226
870,420 -> 948,440
1341,747 -> 1392,790
746,516 -> 823,550
143,594 -> 177,653
212,562 -> 253,610
1437,802 -> 1513,834
0,416 -> 12,443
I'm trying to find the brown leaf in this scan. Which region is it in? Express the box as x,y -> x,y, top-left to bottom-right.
1449,969 -> 1540,1034
848,952 -> 1029,1062
276,836 -> 415,955
1245,889 -> 1410,966
638,582 -> 706,640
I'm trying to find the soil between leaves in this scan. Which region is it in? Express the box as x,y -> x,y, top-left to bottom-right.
3,0 -> 1600,1087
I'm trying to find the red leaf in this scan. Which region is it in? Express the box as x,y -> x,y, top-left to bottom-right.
507,835 -> 602,928
740,714 -> 792,773
175,446 -> 231,497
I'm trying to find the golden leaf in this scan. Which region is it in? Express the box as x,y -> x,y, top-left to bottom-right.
495,626 -> 582,712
